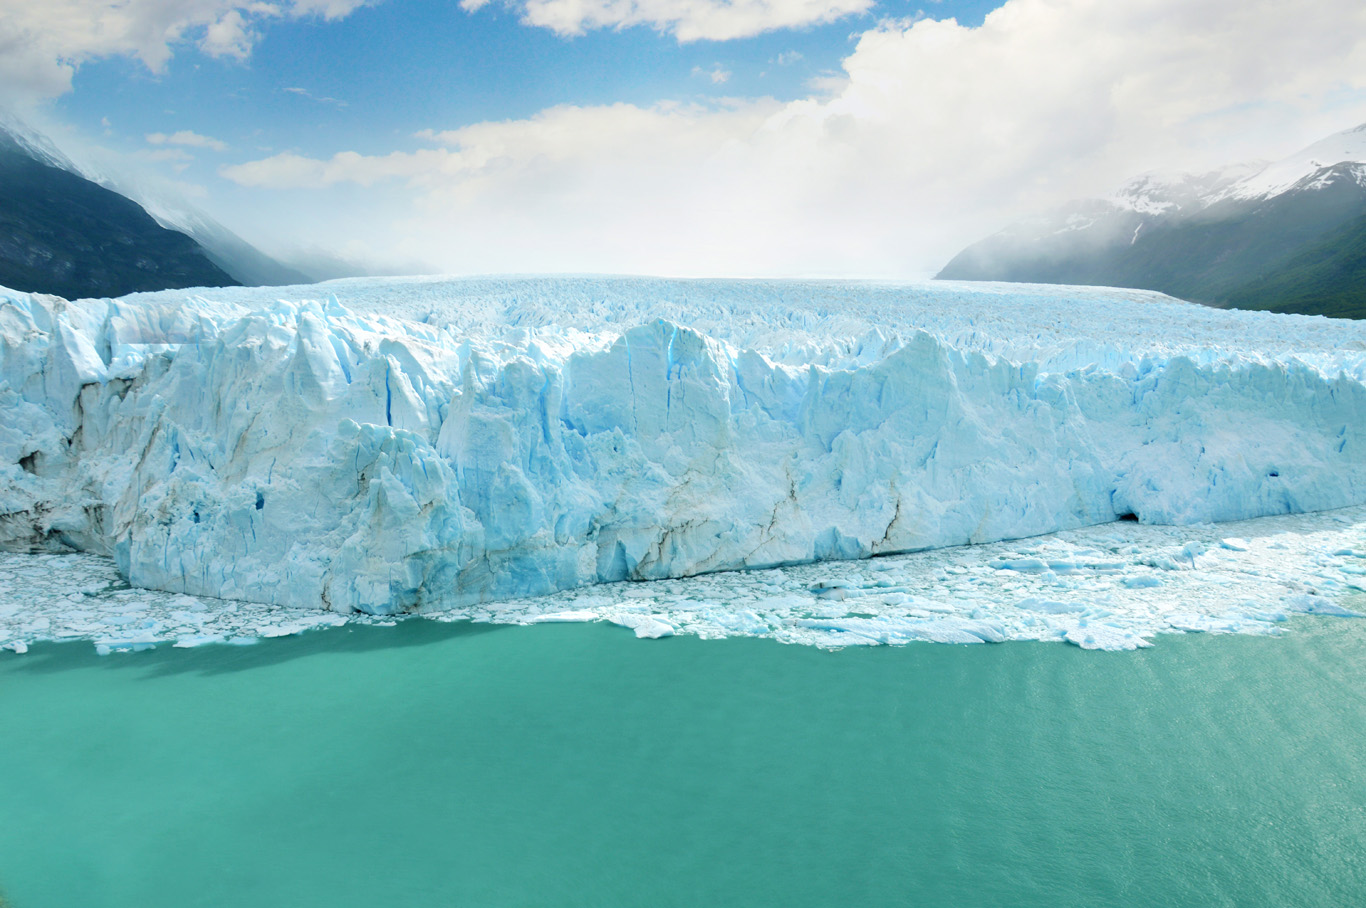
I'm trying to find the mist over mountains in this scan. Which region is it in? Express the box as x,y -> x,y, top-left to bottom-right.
0,120 -> 312,299
6,109 -> 1366,317
0,125 -> 237,299
938,123 -> 1366,319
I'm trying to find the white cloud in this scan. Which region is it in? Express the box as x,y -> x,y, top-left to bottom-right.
772,50 -> 804,65
144,147 -> 196,172
692,64 -> 732,84
459,0 -> 873,42
0,0 -> 372,103
147,130 -> 229,151
283,86 -> 348,107
291,0 -> 372,17
199,9 -> 257,59
222,0 -> 1366,277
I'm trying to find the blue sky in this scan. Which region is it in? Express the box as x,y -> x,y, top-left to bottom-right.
5,0 -> 1366,278
55,1 -> 1000,161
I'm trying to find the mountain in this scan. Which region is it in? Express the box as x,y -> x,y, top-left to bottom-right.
1220,210 -> 1366,319
937,124 -> 1366,319
0,125 -> 237,299
0,117 -> 320,296
128,185 -> 313,287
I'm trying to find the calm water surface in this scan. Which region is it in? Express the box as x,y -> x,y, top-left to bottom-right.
2,619 -> 1365,907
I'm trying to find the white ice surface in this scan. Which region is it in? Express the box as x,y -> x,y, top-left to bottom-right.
2,276 -> 1365,620
1,505 -> 1362,653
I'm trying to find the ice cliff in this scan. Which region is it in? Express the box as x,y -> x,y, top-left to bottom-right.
2,276 -> 1363,615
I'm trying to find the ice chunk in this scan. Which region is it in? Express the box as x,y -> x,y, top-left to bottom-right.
529,610 -> 600,624
1017,597 -> 1087,614
994,558 -> 1050,573
173,634 -> 227,648
1064,624 -> 1153,651
610,614 -> 676,639
93,636 -> 157,654
1283,595 -> 1364,618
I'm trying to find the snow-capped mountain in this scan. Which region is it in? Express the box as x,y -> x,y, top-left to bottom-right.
938,123 -> 1366,319
1217,123 -> 1366,202
0,118 -> 312,295
0,125 -> 237,299
0,113 -> 80,173
1111,162 -> 1267,217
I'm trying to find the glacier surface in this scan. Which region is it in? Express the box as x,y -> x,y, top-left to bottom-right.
1,275 -> 1364,620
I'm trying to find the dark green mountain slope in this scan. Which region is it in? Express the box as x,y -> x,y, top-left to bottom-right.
937,166 -> 1366,318
937,122 -> 1366,319
1222,213 -> 1366,319
0,133 -> 237,299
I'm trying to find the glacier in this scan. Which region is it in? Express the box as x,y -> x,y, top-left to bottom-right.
1,275 -> 1364,624
3,502 -> 1363,654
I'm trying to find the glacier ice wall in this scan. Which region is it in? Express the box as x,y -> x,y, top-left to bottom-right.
2,276 -> 1364,615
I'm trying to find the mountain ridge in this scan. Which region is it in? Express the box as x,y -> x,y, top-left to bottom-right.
937,123 -> 1366,318
0,128 -> 238,299
0,118 -> 315,296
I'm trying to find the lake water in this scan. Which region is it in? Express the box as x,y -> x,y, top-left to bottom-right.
3,617 -> 1365,907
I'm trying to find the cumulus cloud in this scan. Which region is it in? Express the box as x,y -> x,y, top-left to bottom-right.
223,0 -> 1366,277
458,0 -> 872,42
147,130 -> 229,151
0,0 -> 371,103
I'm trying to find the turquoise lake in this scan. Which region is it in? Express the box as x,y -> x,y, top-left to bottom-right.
2,619 -> 1365,907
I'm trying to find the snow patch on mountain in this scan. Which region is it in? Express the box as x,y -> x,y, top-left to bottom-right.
1106,124 -> 1366,213
1218,123 -> 1366,202
977,122 -> 1366,253
1109,164 -> 1264,217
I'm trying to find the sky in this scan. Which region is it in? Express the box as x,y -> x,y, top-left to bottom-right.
3,0 -> 1366,279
